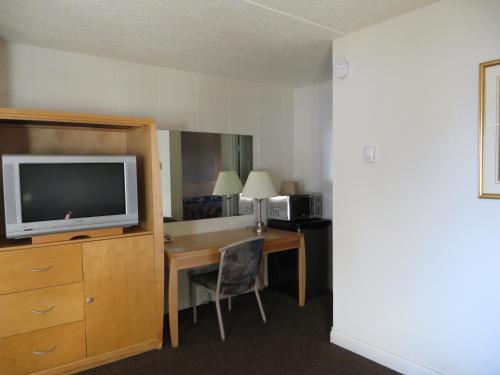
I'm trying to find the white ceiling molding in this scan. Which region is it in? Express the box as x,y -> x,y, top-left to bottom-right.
241,0 -> 347,35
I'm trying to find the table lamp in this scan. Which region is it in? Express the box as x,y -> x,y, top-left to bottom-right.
280,180 -> 301,195
213,171 -> 243,217
241,170 -> 278,233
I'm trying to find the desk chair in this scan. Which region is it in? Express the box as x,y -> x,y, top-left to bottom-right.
189,237 -> 267,341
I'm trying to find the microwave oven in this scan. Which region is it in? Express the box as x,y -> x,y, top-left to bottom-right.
267,193 -> 322,221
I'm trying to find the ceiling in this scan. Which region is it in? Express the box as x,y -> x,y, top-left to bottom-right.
0,0 -> 438,87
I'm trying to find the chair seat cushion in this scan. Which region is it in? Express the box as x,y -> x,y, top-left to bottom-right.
191,271 -> 254,296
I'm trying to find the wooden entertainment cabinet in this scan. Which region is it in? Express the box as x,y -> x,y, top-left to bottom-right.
0,108 -> 164,375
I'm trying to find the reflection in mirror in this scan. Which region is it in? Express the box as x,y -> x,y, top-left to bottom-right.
159,130 -> 254,222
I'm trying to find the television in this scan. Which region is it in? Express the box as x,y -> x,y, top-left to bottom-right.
2,155 -> 139,239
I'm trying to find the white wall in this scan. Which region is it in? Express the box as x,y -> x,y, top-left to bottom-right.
0,41 -> 295,309
331,1 -> 500,374
294,81 -> 332,219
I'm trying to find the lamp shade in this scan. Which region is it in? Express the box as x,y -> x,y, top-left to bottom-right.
280,180 -> 301,195
213,171 -> 243,196
241,171 -> 277,199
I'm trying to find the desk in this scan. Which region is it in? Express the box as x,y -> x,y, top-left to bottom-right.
165,227 -> 306,348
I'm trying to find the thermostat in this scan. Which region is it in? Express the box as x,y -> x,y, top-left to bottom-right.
363,146 -> 377,164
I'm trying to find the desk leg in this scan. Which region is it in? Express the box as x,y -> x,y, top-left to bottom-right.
168,259 -> 179,348
298,237 -> 306,307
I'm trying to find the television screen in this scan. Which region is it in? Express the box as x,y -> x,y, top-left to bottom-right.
2,154 -> 138,239
19,163 -> 126,222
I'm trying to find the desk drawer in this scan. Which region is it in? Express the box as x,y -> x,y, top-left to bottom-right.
0,283 -> 84,339
0,321 -> 86,375
0,244 -> 83,295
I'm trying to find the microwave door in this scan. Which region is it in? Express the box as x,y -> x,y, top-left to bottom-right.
290,196 -> 311,220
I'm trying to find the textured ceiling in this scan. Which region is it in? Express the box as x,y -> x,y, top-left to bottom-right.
248,0 -> 438,33
0,0 -> 438,87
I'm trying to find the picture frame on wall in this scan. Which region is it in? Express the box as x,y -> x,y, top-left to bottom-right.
479,58 -> 500,198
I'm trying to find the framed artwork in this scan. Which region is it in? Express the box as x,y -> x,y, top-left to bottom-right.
479,59 -> 500,198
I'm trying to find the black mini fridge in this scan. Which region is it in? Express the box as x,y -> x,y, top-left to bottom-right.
267,218 -> 332,300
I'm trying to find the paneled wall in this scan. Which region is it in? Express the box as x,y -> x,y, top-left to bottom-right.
0,41 -> 295,309
294,81 -> 332,219
0,41 -> 294,222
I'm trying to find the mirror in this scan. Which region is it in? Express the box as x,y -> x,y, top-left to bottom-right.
158,130 -> 254,222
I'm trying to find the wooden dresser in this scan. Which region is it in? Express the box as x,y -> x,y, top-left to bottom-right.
0,109 -> 164,375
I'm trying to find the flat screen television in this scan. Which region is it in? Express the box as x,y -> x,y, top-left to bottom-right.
2,155 -> 139,239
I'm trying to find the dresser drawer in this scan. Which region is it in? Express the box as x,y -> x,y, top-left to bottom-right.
0,283 -> 84,339
0,321 -> 86,375
0,244 -> 82,295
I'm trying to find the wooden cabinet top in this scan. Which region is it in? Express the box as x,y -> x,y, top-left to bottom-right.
0,108 -> 155,129
0,229 -> 154,252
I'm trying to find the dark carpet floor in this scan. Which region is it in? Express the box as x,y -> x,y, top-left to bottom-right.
80,290 -> 398,375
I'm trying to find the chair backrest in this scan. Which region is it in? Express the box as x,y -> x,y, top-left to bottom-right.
216,237 -> 265,296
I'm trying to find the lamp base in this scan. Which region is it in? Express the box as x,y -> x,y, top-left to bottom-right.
251,221 -> 268,234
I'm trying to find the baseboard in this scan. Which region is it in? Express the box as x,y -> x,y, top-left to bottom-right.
330,328 -> 442,375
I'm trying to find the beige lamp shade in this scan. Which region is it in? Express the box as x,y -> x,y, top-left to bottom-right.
241,171 -> 278,199
213,171 -> 243,196
280,181 -> 301,195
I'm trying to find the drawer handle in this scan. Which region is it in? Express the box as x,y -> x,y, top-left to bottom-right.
27,265 -> 53,272
33,346 -> 57,356
31,306 -> 55,315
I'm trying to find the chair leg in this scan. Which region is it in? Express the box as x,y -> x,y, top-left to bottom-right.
215,298 -> 226,341
190,281 -> 197,324
254,288 -> 267,323
228,297 -> 232,312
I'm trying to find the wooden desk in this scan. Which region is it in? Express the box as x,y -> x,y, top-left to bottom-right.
165,227 -> 305,348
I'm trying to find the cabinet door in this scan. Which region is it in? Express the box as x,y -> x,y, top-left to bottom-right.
83,235 -> 156,356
